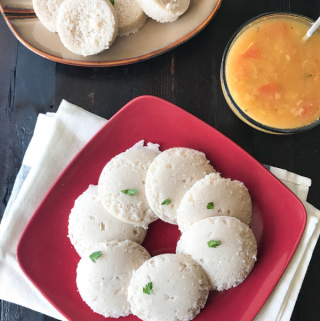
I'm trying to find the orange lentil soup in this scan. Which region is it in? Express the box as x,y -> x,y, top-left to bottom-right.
226,17 -> 320,129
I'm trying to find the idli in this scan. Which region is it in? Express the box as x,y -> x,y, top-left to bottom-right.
114,0 -> 147,36
176,217 -> 257,291
68,185 -> 146,257
127,253 -> 210,321
33,0 -> 65,32
145,148 -> 215,224
98,141 -> 160,228
76,240 -> 150,318
57,0 -> 118,56
136,0 -> 190,23
177,173 -> 252,232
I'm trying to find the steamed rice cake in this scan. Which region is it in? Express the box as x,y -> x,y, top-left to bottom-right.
68,185 -> 146,257
114,0 -> 147,36
145,148 -> 215,224
177,173 -> 252,232
76,240 -> 150,318
177,216 -> 257,291
136,0 -> 190,23
98,141 -> 160,228
127,253 -> 210,321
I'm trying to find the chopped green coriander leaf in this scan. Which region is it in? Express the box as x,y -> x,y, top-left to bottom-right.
307,74 -> 313,78
109,0 -> 114,5
161,199 -> 171,205
207,202 -> 214,209
89,251 -> 102,263
121,189 -> 138,196
143,282 -> 153,295
207,240 -> 221,248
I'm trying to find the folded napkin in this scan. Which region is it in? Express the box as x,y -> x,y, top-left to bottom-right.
0,100 -> 319,321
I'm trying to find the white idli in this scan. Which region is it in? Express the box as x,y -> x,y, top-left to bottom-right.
33,0 -> 65,32
98,141 -> 160,228
127,253 -> 210,321
145,148 -> 215,224
114,0 -> 147,36
57,0 -> 118,56
76,240 -> 150,318
136,0 -> 190,23
68,185 -> 147,257
177,173 -> 252,232
177,217 -> 257,291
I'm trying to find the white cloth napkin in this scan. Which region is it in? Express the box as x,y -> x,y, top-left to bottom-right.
0,100 -> 319,321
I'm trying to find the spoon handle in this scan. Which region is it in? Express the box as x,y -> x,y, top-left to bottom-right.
305,16 -> 320,40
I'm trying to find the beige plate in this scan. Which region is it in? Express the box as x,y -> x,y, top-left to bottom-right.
1,0 -> 222,67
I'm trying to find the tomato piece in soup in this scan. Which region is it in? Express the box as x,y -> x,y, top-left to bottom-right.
242,43 -> 260,58
259,82 -> 279,96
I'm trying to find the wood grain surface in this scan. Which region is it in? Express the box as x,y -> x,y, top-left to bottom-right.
1,0 -> 320,320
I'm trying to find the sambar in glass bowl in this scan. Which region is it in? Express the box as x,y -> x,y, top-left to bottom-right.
221,13 -> 320,134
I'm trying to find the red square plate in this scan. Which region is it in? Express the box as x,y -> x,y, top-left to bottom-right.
17,96 -> 306,321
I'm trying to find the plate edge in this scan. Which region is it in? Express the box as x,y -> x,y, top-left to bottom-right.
4,0 -> 222,67
16,95 -> 308,321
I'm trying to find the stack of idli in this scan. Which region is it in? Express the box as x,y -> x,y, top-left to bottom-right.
68,141 -> 258,321
33,0 -> 191,56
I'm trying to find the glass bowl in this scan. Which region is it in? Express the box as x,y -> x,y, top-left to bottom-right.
220,12 -> 320,134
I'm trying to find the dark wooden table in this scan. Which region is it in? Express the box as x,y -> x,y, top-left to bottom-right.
1,0 -> 320,320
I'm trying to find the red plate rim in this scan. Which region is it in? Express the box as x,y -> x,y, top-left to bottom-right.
17,95 -> 307,321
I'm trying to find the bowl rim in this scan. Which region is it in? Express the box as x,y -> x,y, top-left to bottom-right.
2,0 -> 222,67
220,11 -> 320,134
